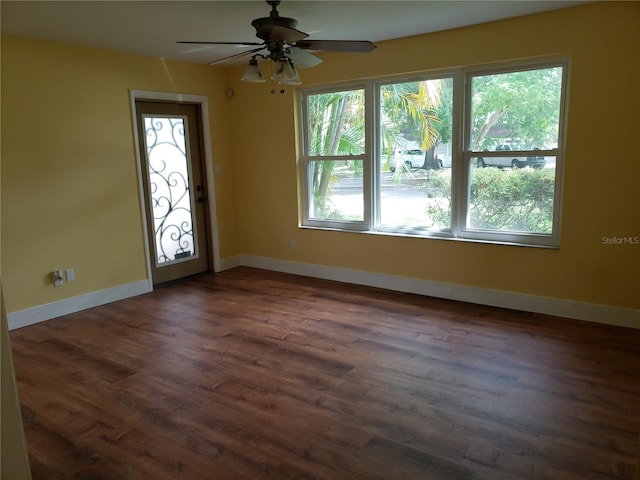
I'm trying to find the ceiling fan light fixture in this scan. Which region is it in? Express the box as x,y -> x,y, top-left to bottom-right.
272,58 -> 301,85
241,57 -> 266,83
278,71 -> 301,85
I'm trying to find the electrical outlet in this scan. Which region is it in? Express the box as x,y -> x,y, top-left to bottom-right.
65,268 -> 75,282
53,270 -> 64,287
290,239 -> 297,249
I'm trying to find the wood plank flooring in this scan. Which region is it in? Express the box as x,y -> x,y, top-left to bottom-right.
9,266 -> 640,479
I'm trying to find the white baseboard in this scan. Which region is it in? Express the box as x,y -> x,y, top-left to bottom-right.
217,255 -> 242,272
8,257 -> 639,331
239,255 -> 640,330
7,279 -> 152,330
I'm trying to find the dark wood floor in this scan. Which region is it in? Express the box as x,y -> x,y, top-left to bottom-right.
9,267 -> 640,480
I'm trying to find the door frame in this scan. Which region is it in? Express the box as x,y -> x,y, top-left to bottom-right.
130,90 -> 221,288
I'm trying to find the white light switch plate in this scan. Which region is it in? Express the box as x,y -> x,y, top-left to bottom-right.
65,268 -> 75,282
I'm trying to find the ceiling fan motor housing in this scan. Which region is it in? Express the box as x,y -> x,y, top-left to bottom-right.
251,3 -> 298,42
251,1 -> 297,60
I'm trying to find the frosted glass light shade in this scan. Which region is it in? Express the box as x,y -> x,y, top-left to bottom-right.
278,69 -> 301,85
241,60 -> 265,83
272,59 -> 301,85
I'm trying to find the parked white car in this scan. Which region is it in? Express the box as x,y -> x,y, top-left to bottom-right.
401,149 -> 424,168
477,144 -> 545,169
389,149 -> 451,171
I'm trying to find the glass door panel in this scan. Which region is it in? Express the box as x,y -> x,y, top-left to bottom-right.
142,115 -> 198,266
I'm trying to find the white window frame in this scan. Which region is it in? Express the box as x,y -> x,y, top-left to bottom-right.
459,59 -> 569,247
373,70 -> 458,238
298,57 -> 569,248
299,82 -> 371,231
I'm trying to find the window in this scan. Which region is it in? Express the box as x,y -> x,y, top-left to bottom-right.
378,76 -> 453,233
301,86 -> 368,229
299,59 -> 568,247
463,65 -> 565,244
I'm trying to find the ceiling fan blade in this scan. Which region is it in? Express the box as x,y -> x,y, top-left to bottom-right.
270,25 -> 308,43
208,46 -> 266,66
295,40 -> 376,53
287,47 -> 323,68
178,41 -> 264,46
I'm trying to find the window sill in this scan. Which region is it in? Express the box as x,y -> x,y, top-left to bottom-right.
298,224 -> 559,249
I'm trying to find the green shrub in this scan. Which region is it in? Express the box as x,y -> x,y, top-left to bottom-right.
426,167 -> 555,233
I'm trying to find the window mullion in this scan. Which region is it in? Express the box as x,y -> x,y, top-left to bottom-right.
451,68 -> 467,238
364,80 -> 375,230
371,80 -> 381,231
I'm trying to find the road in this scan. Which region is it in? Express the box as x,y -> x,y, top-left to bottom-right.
326,170 -> 448,226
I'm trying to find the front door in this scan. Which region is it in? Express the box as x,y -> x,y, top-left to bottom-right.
135,101 -> 210,285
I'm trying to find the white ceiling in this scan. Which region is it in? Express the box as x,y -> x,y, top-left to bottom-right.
1,1 -> 587,66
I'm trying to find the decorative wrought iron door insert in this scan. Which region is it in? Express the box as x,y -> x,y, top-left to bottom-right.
142,115 -> 199,266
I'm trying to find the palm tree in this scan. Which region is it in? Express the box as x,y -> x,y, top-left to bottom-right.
306,79 -> 447,217
307,90 -> 364,216
380,79 -> 444,172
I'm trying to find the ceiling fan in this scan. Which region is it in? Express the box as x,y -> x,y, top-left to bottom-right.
178,0 -> 376,84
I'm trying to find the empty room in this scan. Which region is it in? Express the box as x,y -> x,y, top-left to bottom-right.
1,1 -> 639,479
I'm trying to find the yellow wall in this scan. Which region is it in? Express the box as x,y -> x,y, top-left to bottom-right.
228,1 -> 639,313
1,36 -> 237,312
1,2 -> 639,322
